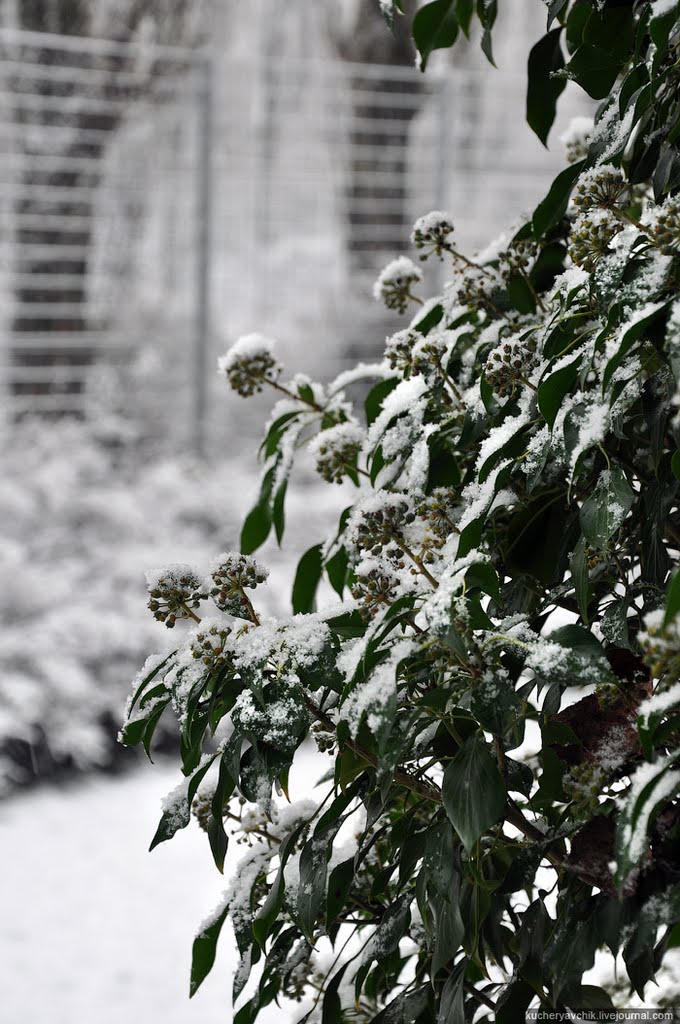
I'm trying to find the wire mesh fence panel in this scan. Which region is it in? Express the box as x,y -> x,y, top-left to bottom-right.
0,28 -> 209,446
0,29 -> 589,446
210,53 -> 588,400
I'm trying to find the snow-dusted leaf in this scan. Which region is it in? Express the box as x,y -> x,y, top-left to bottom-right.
615,753 -> 680,889
579,467 -> 634,550
442,733 -> 505,852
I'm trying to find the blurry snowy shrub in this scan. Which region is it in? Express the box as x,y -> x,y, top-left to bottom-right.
123,2 -> 680,1019
0,417 -> 261,792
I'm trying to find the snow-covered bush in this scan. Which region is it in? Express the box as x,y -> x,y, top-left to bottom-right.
123,3 -> 680,1019
0,418 -> 280,792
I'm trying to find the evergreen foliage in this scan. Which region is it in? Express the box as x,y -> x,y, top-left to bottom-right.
123,2 -> 680,1018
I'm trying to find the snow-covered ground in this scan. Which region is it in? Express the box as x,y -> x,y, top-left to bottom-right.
0,761 -> 287,1024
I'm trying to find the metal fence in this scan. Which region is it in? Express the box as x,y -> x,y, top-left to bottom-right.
0,28 -> 584,449
0,28 -> 210,447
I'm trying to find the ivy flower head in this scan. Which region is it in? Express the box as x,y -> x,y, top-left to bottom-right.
384,328 -> 419,373
348,491 -> 415,557
411,210 -> 454,259
209,552 -> 268,618
373,257 -> 422,313
308,421 -> 364,484
218,334 -> 282,397
146,563 -> 206,627
351,556 -> 401,620
569,209 -> 623,272
572,164 -> 628,213
189,617 -> 234,670
484,334 -> 539,398
560,115 -> 593,165
651,195 -> 680,254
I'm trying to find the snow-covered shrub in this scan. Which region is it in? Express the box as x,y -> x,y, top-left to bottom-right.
0,419 -> 280,792
123,3 -> 680,1019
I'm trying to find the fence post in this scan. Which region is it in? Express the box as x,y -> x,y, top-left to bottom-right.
436,74 -> 454,293
193,49 -> 214,457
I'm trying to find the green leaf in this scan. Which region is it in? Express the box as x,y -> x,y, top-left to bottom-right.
455,0 -> 474,36
372,986 -> 431,1023
546,0 -> 569,29
615,753 -> 680,889
365,377 -> 399,426
150,754 -> 217,851
579,467 -> 634,550
438,958 -> 467,1024
190,902 -> 229,996
240,501 -> 272,555
569,535 -> 590,625
253,825 -> 305,948
292,543 -> 323,614
671,450 -> 680,482
477,0 -> 497,65
413,0 -> 459,71
527,29 -> 567,145
602,300 -> 669,390
432,874 -> 465,975
566,43 -> 622,100
664,570 -> 680,628
272,479 -> 287,545
442,733 -> 505,853
532,160 -> 585,238
547,623 -> 607,662
538,355 -> 581,429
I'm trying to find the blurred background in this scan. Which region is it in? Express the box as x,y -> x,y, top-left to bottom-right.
0,2 -> 589,1021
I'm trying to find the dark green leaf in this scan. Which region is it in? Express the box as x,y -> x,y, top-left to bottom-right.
538,355 -> 581,429
190,902 -> 229,996
442,734 -> 505,853
272,480 -> 287,545
665,570 -> 680,628
413,0 -> 459,71
579,467 -> 634,550
532,160 -> 585,238
365,377 -> 399,426
240,501 -> 272,555
292,543 -> 324,614
566,43 -> 622,100
569,535 -> 590,624
527,29 -> 567,145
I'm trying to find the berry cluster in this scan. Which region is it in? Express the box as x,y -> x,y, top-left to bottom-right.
190,620 -> 233,670
351,562 -> 400,619
309,421 -> 364,484
568,209 -> 622,272
373,257 -> 422,314
417,488 -> 457,550
484,335 -> 539,398
456,266 -> 503,314
639,610 -> 680,687
146,564 -> 206,627
217,334 -> 282,397
497,239 -> 537,283
311,722 -> 336,753
209,552 -> 267,619
572,165 -> 629,213
652,195 -> 680,253
384,328 -> 418,373
563,760 -> 606,818
350,496 -> 414,556
411,210 -> 455,260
